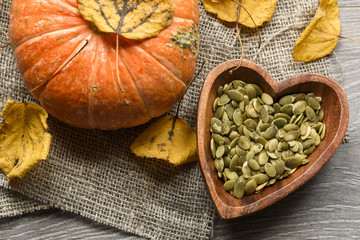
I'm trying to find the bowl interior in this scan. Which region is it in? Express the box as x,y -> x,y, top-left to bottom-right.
197,60 -> 349,219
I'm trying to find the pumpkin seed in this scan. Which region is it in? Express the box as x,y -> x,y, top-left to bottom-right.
255,182 -> 267,193
293,100 -> 307,115
261,93 -> 274,105
252,173 -> 269,185
272,117 -> 287,129
242,161 -> 252,179
229,155 -> 240,171
233,109 -> 243,126
215,158 -> 224,172
280,104 -> 293,116
263,125 -> 277,140
307,97 -> 320,110
265,163 -> 276,177
218,94 -> 231,106
245,85 -> 257,100
318,108 -> 324,121
285,156 -> 303,169
244,179 -> 257,195
216,145 -> 225,158
284,131 -> 300,142
274,113 -> 291,122
211,118 -> 223,134
225,171 -> 239,181
224,180 -> 236,191
283,123 -> 299,132
305,106 -> 316,121
279,95 -> 295,106
248,159 -> 260,170
234,181 -> 245,199
244,119 -> 257,131
227,89 -> 244,101
259,106 -> 270,123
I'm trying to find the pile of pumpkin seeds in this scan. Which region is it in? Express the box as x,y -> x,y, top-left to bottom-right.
210,80 -> 326,199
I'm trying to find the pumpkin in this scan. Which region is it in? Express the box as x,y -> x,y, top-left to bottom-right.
8,0 -> 200,130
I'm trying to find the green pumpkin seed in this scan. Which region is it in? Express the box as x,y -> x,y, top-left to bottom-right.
263,125 -> 278,140
242,161 -> 252,179
224,180 -> 236,191
246,105 -> 259,118
261,93 -> 274,105
217,86 -> 224,97
283,123 -> 299,132
266,178 -> 277,186
265,163 -> 276,177
216,145 -> 225,158
210,138 -> 216,159
233,109 -> 243,126
244,179 -> 257,195
284,131 -> 300,142
251,84 -> 263,96
211,118 -> 223,134
272,118 -> 287,129
285,156 -> 303,169
274,160 -> 285,176
280,104 -> 294,116
259,106 -> 270,123
225,171 -> 239,181
248,159 -> 260,170
213,97 -> 219,111
279,95 -> 295,106
305,106 -> 316,121
273,103 -> 281,114
274,113 -> 291,122
307,97 -> 320,110
212,133 -> 224,145
293,100 -> 307,115
320,124 -> 326,140
229,155 -> 240,171
215,158 -> 224,172
245,85 -> 257,100
234,181 -> 245,199
214,105 -> 224,119
244,119 -> 257,131
227,89 -> 244,101
255,136 -> 268,146
258,150 -> 269,165
294,93 -> 306,101
252,173 -> 269,184
218,94 -> 231,106
318,108 -> 324,121
301,158 -> 309,165
238,136 -> 251,150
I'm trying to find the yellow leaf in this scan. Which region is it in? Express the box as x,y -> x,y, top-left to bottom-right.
78,0 -> 174,40
0,100 -> 51,181
130,115 -> 197,166
201,0 -> 278,27
292,0 -> 341,62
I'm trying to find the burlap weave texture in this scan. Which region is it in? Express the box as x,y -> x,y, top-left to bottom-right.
0,0 -> 338,239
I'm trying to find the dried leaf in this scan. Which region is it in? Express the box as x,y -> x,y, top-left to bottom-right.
78,0 -> 174,39
201,0 -> 278,27
292,0 -> 341,62
0,100 -> 51,181
130,115 -> 197,166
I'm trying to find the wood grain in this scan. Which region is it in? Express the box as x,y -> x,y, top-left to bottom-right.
1,1 -> 360,239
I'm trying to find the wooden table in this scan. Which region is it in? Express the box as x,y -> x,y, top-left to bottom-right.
1,1 -> 359,239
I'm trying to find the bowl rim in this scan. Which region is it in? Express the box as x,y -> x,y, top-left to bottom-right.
197,59 -> 349,219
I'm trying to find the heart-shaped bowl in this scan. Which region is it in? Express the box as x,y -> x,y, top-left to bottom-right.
197,59 -> 349,219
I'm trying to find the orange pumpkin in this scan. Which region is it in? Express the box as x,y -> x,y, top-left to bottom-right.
9,0 -> 199,130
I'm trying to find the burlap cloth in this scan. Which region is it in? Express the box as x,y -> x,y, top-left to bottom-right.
0,0 -> 344,239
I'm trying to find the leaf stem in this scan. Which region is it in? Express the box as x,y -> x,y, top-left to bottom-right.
175,59 -> 206,118
116,34 -> 125,93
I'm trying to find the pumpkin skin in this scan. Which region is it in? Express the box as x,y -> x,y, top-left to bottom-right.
9,0 -> 199,130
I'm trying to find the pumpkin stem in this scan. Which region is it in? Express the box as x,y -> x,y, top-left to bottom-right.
116,34 -> 125,93
175,59 -> 206,118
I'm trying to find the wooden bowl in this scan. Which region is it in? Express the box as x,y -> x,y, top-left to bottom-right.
197,59 -> 349,219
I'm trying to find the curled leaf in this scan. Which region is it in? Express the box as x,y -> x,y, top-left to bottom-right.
0,100 -> 51,181
201,0 -> 278,27
292,0 -> 341,62
78,0 -> 174,39
130,115 -> 197,166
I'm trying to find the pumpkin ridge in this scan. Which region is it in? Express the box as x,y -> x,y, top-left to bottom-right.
116,47 -> 152,116
58,0 -> 78,10
123,40 -> 187,88
28,33 -> 93,98
13,24 -> 87,49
